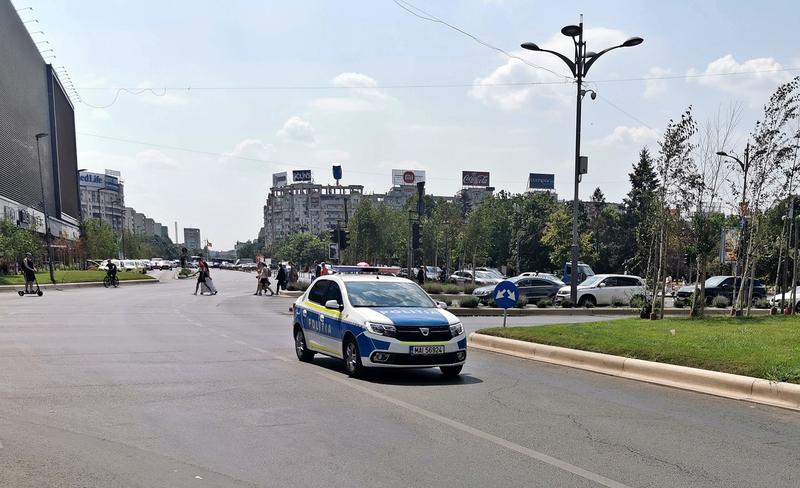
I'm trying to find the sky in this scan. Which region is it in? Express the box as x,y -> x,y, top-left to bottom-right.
12,0 -> 800,249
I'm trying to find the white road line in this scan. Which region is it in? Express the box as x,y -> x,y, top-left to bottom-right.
321,372 -> 634,488
233,340 -> 247,345
219,333 -> 229,338
243,344 -> 633,487
0,438 -> 4,449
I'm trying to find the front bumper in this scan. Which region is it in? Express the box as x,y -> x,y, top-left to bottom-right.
360,332 -> 468,368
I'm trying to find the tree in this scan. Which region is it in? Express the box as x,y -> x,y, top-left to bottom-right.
81,219 -> 119,260
623,147 -> 659,276
509,192 -> 557,274
275,232 -> 327,267
542,204 -> 597,269
0,219 -> 42,273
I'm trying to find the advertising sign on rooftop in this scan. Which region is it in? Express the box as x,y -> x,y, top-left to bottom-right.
462,171 -> 490,187
273,172 -> 288,188
392,169 -> 426,186
293,170 -> 312,183
528,173 -> 555,190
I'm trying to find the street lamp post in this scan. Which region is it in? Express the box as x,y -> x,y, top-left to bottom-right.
34,132 -> 56,284
717,143 -> 750,315
522,18 -> 642,303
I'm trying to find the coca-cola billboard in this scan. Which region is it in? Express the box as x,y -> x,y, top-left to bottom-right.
461,171 -> 490,187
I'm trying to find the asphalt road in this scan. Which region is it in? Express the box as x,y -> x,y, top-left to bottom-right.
0,270 -> 798,488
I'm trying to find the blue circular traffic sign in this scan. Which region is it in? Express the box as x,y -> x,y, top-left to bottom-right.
493,280 -> 519,309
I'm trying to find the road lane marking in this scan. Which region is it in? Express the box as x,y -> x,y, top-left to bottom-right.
233,340 -> 247,345
249,347 -> 268,354
320,372 -> 634,488
219,333 -> 229,338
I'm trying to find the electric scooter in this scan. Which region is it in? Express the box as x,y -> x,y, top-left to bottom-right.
18,277 -> 43,297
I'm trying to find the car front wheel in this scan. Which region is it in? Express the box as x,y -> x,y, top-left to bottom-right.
343,338 -> 363,377
294,328 -> 314,362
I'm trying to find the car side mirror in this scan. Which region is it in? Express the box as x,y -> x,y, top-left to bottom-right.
436,301 -> 448,309
598,283 -> 606,288
325,299 -> 343,311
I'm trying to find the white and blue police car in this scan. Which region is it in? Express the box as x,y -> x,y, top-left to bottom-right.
292,272 -> 466,377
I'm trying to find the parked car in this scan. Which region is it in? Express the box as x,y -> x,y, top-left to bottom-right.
769,286 -> 800,312
562,261 -> 595,285
473,275 -> 564,304
424,266 -> 442,281
674,276 -> 767,306
518,271 -> 561,281
555,274 -> 647,307
448,270 -> 501,286
476,267 -> 505,279
160,261 -> 173,270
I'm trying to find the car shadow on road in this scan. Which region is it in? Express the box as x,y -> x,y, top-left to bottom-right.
313,356 -> 483,386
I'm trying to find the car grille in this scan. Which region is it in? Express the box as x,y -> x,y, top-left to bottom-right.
378,351 -> 463,365
394,326 -> 452,342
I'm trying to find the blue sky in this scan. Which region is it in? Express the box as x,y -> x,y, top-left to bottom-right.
14,0 -> 800,249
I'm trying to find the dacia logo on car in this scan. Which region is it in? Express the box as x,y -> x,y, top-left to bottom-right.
420,328 -> 430,336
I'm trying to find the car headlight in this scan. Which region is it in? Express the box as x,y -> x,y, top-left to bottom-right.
365,322 -> 396,337
449,322 -> 464,336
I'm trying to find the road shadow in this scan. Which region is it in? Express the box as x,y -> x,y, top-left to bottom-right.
313,356 -> 483,386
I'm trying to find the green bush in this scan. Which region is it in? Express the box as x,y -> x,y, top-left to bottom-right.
536,298 -> 552,308
442,283 -> 461,294
629,295 -> 646,309
441,296 -> 453,307
674,299 -> 686,309
610,296 -> 625,307
561,299 -> 574,308
754,298 -> 770,309
514,296 -> 528,309
424,282 -> 443,294
462,283 -> 478,294
178,267 -> 192,278
713,295 -> 730,308
287,281 -> 310,292
459,296 -> 479,308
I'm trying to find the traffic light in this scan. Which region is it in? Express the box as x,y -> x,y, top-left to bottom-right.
412,222 -> 422,249
330,228 -> 338,243
340,229 -> 349,250
684,253 -> 690,266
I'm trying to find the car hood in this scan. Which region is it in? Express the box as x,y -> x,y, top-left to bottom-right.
677,285 -> 696,294
770,288 -> 800,301
473,285 -> 495,295
558,285 -> 596,293
357,307 -> 455,326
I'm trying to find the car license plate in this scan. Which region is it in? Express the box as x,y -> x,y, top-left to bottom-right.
411,345 -> 445,355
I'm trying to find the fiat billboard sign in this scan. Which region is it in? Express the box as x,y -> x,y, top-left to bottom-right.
392,169 -> 426,186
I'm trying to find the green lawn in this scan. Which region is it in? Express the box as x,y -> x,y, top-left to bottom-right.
0,270 -> 156,285
479,315 -> 800,383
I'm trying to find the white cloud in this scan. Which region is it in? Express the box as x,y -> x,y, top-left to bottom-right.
643,66 -> 672,98
313,149 -> 351,163
91,108 -> 111,120
222,139 -> 274,163
686,55 -> 793,107
135,149 -> 180,169
594,126 -> 659,147
277,115 -> 317,145
310,72 -> 390,112
470,27 -> 630,111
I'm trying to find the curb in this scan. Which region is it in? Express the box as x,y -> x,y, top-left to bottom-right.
0,278 -> 158,293
448,307 -> 770,317
468,333 -> 800,412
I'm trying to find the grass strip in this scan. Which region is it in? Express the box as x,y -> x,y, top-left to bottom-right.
479,315 -> 800,383
0,270 -> 156,285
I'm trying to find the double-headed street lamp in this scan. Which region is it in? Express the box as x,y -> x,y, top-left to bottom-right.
521,18 -> 642,303
716,144 -> 750,315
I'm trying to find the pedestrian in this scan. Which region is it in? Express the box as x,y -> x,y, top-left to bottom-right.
417,265 -> 425,285
21,252 -> 36,294
276,263 -> 287,295
319,261 -> 329,276
314,261 -> 322,279
193,261 -> 206,295
254,262 -> 265,296
288,261 -> 299,285
202,257 -> 218,295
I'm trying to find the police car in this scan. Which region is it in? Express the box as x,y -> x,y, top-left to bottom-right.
292,269 -> 467,377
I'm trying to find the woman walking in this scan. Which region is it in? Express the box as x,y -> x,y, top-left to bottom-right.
276,263 -> 287,296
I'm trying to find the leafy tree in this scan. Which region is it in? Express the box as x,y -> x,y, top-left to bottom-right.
275,232 -> 327,266
509,192 -> 557,274
81,219 -> 119,260
0,219 -> 42,273
542,204 -> 597,269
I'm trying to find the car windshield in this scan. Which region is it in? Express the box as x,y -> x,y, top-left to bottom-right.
579,275 -> 604,287
345,281 -> 436,308
475,271 -> 494,279
705,276 -> 729,287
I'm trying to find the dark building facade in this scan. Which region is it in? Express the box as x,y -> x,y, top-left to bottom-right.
0,0 -> 80,240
